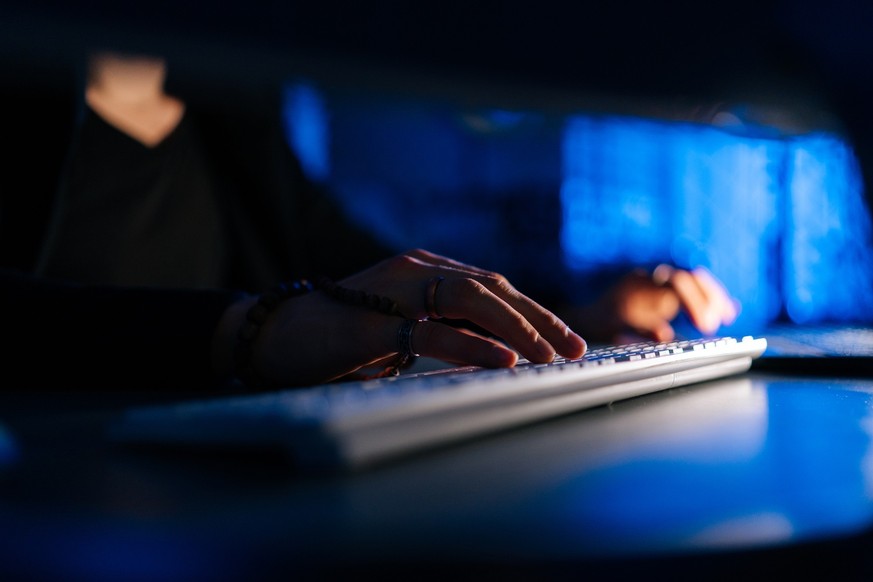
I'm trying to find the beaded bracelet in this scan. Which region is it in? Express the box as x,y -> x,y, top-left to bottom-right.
234,279 -> 314,390
316,276 -> 400,316
316,276 -> 414,379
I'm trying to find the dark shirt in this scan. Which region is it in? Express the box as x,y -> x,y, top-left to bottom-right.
37,107 -> 227,288
0,74 -> 393,390
22,89 -> 393,290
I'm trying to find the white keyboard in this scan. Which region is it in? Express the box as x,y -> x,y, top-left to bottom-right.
112,336 -> 767,470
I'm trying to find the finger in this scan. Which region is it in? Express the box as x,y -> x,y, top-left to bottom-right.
668,269 -> 720,333
620,286 -> 678,341
692,266 -> 739,325
410,320 -> 518,368
433,277 -> 577,363
464,274 -> 587,359
400,253 -> 585,358
354,249 -> 587,359
623,318 -> 675,342
338,253 -> 490,320
650,320 -> 676,342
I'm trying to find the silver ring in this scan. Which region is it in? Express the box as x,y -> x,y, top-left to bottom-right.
397,318 -> 421,358
426,276 -> 445,319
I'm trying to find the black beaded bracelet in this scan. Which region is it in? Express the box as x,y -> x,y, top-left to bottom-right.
316,275 -> 400,316
234,279 -> 314,390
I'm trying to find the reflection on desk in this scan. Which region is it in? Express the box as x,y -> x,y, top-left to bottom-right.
1,373 -> 873,580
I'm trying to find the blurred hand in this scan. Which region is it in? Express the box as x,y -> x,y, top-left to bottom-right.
611,264 -> 739,342
215,249 -> 587,387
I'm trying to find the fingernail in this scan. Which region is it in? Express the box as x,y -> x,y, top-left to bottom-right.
565,326 -> 587,355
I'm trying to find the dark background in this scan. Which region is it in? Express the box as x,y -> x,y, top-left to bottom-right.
1,0 -> 871,323
2,0 -> 870,194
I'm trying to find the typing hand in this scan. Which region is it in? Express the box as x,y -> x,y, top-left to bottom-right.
217,249 -> 587,388
611,264 -> 739,342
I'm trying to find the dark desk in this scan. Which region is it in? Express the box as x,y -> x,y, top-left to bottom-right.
2,372 -> 873,580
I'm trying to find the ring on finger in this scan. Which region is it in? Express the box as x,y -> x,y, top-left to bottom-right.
397,318 -> 421,361
426,276 -> 445,319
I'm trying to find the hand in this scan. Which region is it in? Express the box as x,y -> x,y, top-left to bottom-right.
609,264 -> 739,342
214,249 -> 587,387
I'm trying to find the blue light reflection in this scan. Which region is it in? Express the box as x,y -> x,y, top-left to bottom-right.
545,378 -> 873,556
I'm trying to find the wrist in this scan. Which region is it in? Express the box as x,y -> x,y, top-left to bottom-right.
229,280 -> 315,390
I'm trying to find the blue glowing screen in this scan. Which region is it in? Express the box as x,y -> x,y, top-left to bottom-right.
561,116 -> 873,331
785,136 -> 873,324
283,83 -> 873,332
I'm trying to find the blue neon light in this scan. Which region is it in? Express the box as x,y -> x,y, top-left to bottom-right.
561,115 -> 873,331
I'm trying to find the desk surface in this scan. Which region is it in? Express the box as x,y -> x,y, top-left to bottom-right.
2,372 -> 873,580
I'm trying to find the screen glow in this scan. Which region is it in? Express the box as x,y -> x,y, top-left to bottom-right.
284,86 -> 873,332
562,115 -> 873,331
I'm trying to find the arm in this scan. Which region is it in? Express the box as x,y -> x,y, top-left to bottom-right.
213,249 -> 588,388
3,247 -> 588,391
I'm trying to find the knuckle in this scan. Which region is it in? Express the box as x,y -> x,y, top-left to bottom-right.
472,279 -> 496,301
450,278 -> 491,310
517,317 -> 536,337
495,278 -> 515,297
544,313 -> 563,329
458,277 -> 485,294
484,273 -> 515,296
482,272 -> 507,286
